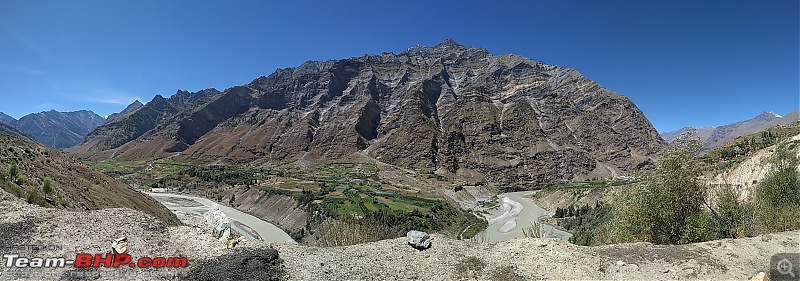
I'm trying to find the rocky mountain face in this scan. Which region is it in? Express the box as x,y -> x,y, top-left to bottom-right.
106,100 -> 144,121
660,111 -> 793,152
70,88 -> 221,159
74,40 -> 665,191
0,110 -> 106,150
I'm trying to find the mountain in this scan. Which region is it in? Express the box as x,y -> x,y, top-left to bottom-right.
71,88 -> 221,159
74,40 -> 665,191
1,110 -> 106,150
0,134 -> 179,225
752,110 -> 799,132
106,100 -> 144,121
0,112 -> 16,124
660,111 -> 794,152
0,121 -> 35,142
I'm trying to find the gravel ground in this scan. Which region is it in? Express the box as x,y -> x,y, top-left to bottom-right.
1,189 -> 798,280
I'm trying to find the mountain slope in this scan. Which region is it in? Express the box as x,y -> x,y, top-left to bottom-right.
0,121 -> 35,142
706,123 -> 800,197
0,134 -> 180,225
75,40 -> 665,191
661,111 -> 788,152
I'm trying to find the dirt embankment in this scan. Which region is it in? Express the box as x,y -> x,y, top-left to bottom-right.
707,133 -> 800,199
220,186 -> 307,233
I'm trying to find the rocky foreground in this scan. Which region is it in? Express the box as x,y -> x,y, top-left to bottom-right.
0,189 -> 797,280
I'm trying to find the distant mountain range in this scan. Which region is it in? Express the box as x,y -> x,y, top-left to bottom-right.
660,110 -> 799,152
71,40 -> 666,191
0,110 -> 106,150
0,101 -> 148,150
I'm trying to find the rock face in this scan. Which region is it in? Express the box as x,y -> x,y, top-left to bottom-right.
74,40 -> 665,190
0,110 -> 106,150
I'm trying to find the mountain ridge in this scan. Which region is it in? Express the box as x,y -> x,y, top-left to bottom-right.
74,40 -> 666,191
0,109 -> 106,150
660,110 -> 798,152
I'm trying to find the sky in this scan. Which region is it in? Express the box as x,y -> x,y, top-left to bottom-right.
0,0 -> 797,133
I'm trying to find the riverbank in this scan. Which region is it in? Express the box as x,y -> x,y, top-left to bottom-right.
481,191 -> 571,242
146,192 -> 296,244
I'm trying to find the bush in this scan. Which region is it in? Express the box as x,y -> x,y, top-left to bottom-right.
710,185 -> 754,239
610,132 -> 710,244
26,189 -> 46,207
753,143 -> 800,232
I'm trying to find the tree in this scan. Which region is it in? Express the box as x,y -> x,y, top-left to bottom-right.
612,132 -> 709,244
9,161 -> 18,183
42,178 -> 55,201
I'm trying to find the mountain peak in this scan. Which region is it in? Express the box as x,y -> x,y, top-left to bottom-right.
107,100 -> 146,122
750,111 -> 781,123
434,39 -> 465,49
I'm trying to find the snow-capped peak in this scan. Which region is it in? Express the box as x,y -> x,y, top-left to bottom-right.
767,111 -> 782,118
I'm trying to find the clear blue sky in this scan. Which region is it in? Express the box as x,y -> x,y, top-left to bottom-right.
0,0 -> 797,132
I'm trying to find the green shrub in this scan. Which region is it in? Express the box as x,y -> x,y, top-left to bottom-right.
753,143 -> 800,232
610,132 -> 710,244
710,185 -> 753,238
27,189 -> 46,207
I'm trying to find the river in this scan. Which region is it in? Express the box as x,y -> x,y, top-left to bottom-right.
481,191 -> 572,243
146,192 -> 296,244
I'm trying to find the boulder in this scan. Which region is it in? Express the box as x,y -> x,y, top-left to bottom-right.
406,230 -> 431,250
203,208 -> 231,241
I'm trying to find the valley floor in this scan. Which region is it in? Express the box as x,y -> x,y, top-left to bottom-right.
0,189 -> 797,280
